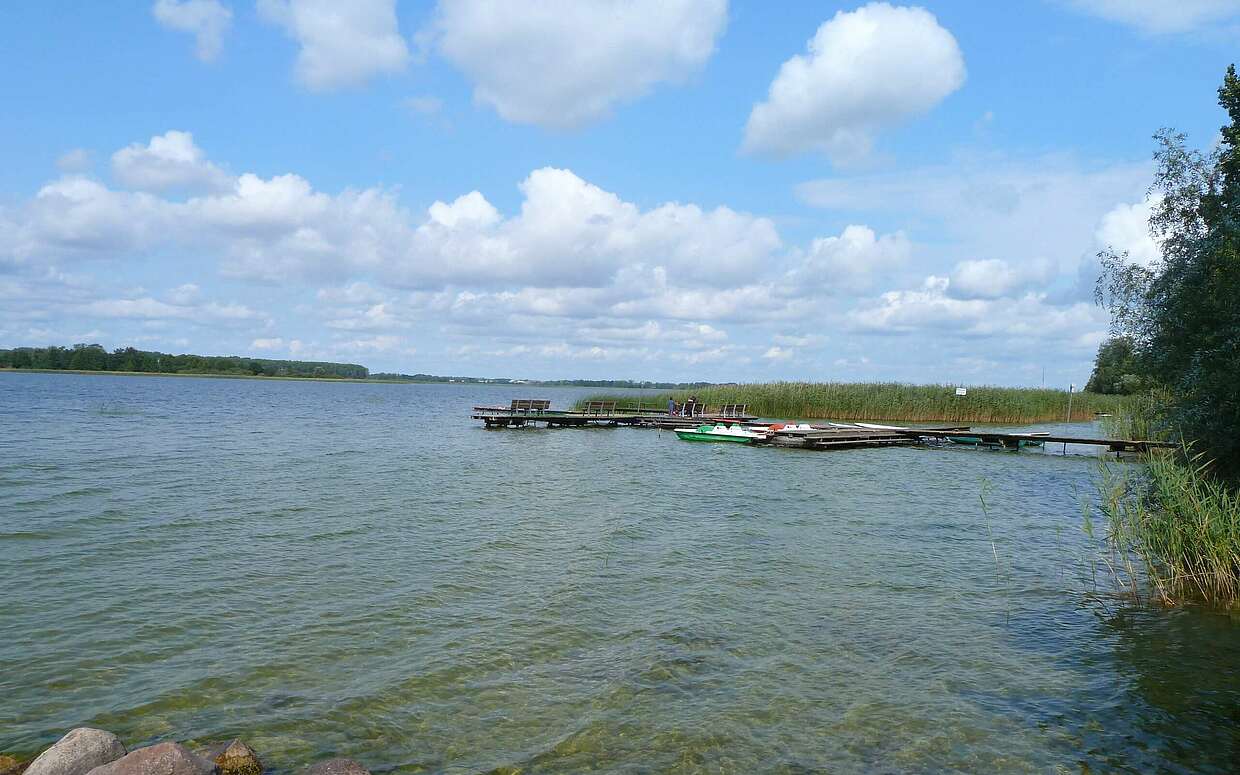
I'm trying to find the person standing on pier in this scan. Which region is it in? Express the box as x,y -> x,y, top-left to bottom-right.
667,397 -> 676,415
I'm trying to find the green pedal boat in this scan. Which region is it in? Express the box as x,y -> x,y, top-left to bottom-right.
674,424 -> 767,444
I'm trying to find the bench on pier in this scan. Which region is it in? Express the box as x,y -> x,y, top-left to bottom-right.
679,401 -> 705,418
509,399 -> 551,414
715,403 -> 749,418
582,400 -> 618,416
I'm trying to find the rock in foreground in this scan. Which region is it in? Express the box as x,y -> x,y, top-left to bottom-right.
85,743 -> 214,775
0,755 -> 29,775
304,759 -> 370,775
25,729 -> 126,775
214,741 -> 260,775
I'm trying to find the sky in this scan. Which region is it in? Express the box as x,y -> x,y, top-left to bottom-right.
1,1 -> 1237,385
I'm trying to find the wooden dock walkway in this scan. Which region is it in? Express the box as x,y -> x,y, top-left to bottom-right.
471,399 -> 756,429
473,398 -> 1173,454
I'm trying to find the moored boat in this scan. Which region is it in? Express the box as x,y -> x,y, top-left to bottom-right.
674,424 -> 767,443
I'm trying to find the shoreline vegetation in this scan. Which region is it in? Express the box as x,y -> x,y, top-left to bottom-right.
1084,67 -> 1240,609
0,344 -> 713,388
578,382 -> 1127,424
0,727 -> 371,775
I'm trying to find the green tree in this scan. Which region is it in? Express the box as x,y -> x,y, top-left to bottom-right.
1098,65 -> 1240,478
68,343 -> 107,370
1085,337 -> 1144,394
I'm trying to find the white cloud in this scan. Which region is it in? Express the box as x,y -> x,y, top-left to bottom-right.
851,274 -> 1104,349
743,3 -> 965,162
111,131 -> 232,193
152,0 -> 233,61
1065,0 -> 1240,34
797,155 -> 1150,282
397,167 -> 781,289
790,224 -> 911,292
431,0 -> 728,129
948,258 -> 1056,299
259,0 -> 410,90
81,293 -> 266,325
3,129 -> 1127,384
20,177 -> 172,256
1095,196 -> 1161,267
12,136 -> 784,299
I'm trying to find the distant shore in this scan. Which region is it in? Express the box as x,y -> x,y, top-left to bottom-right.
0,368 -> 415,384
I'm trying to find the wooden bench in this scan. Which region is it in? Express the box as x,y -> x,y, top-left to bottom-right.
582,400 -> 617,416
509,399 -> 551,414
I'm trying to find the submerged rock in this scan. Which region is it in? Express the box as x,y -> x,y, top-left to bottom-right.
25,729 -> 126,775
304,759 -> 370,775
0,755 -> 29,775
213,742 -> 260,775
85,743 -> 214,775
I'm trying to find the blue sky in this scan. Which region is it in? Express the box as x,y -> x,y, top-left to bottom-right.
1,1 -> 1236,384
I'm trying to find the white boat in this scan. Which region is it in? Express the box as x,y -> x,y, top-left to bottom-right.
674,424 -> 768,443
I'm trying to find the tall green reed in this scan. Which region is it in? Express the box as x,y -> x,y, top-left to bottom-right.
579,381 -> 1129,424
1094,450 -> 1240,607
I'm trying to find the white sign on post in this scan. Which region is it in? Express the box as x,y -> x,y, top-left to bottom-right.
955,387 -> 968,396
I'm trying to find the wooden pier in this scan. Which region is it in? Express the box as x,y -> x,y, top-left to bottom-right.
471,399 -> 756,429
473,399 -> 1173,454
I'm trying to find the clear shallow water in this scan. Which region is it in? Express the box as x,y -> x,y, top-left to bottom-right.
2,373 -> 1238,774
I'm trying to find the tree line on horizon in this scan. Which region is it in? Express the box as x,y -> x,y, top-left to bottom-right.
0,344 -> 369,380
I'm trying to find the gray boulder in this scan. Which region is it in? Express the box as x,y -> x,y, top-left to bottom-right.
25,729 -> 125,775
85,743 -> 214,775
304,759 -> 369,775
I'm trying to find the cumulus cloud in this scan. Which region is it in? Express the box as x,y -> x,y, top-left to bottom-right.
431,0 -> 728,128
416,167 -> 779,287
13,135 -> 784,297
19,177 -> 173,256
743,3 -> 965,162
1065,0 -> 1240,34
153,0 -> 233,61
797,155 -> 1150,282
789,224 -> 911,292
111,131 -> 232,193
259,0 -> 410,90
3,128 -> 1127,383
1095,196 -> 1162,267
948,258 -> 1056,299
851,274 -> 1104,350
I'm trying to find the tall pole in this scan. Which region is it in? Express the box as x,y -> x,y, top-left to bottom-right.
1063,383 -> 1074,455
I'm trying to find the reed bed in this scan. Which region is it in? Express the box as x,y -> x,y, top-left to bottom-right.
1096,451 -> 1240,607
579,382 -> 1128,423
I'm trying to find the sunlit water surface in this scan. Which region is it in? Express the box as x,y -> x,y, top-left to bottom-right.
2,373 -> 1238,773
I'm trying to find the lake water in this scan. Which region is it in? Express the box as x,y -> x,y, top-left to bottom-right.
2,373 -> 1238,774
